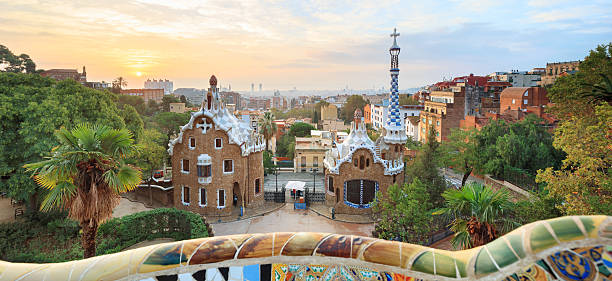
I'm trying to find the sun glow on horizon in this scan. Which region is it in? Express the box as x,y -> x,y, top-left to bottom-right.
136,72 -> 142,77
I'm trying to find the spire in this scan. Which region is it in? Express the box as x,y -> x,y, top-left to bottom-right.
384,28 -> 407,144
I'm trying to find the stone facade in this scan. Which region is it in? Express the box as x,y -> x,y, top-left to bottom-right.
169,75 -> 265,216
320,104 -> 338,121
419,87 -> 465,142
539,61 -> 580,86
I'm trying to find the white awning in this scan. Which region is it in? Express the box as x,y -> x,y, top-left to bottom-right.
285,181 -> 306,191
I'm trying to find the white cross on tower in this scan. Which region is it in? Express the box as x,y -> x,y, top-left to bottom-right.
390,28 -> 400,42
196,119 -> 213,134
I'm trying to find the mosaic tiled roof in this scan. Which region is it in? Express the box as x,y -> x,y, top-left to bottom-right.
0,215 -> 610,280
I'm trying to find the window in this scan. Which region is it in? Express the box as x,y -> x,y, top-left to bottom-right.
182,159 -> 190,173
255,178 -> 261,194
344,179 -> 378,208
199,188 -> 207,207
524,99 -> 528,105
366,158 -> 370,167
359,155 -> 365,170
393,175 -> 397,183
197,164 -> 211,177
353,158 -> 358,167
301,156 -> 306,167
215,138 -> 222,149
223,159 -> 233,173
436,121 -> 440,126
313,156 -> 318,167
218,189 -> 226,208
512,99 -> 516,104
328,176 -> 334,193
189,137 -> 196,149
182,186 -> 190,205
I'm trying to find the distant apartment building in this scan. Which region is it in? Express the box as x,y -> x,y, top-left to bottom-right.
321,119 -> 349,132
500,87 -> 549,112
41,66 -> 87,84
120,88 -> 164,103
271,91 -> 287,110
405,116 -> 420,141
399,104 -> 423,119
169,103 -> 186,113
294,136 -> 331,173
539,61 -> 580,86
363,94 -> 387,105
174,88 -> 205,105
144,79 -> 173,95
371,102 -> 388,130
84,81 -> 111,90
488,71 -> 541,87
419,86 -> 465,143
320,104 -> 338,121
221,91 -> 242,109
363,104 -> 372,124
247,97 -> 270,110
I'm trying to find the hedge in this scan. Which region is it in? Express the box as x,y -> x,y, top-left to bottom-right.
96,208 -> 208,255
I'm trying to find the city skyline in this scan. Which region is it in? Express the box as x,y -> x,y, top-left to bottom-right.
1,0 -> 611,90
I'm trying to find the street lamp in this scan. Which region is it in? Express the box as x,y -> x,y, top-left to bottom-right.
312,168 -> 317,193
275,164 -> 278,193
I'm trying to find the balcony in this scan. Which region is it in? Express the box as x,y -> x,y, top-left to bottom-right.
198,176 -> 212,184
1,215 -> 609,280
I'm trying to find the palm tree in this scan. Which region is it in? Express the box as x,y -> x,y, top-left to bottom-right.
258,111 -> 277,152
112,77 -> 127,93
434,183 -> 515,249
24,124 -> 142,258
580,73 -> 612,103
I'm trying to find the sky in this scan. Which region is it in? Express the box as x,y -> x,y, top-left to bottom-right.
1,0 -> 611,91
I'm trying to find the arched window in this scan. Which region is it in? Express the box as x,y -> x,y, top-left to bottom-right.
366,158 -> 370,167
328,176 -> 334,193
359,155 -> 365,170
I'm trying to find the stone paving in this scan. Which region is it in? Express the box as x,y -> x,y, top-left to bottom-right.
211,204 -> 375,237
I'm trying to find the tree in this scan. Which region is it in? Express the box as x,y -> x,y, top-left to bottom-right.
0,45 -> 36,73
258,112 -> 277,151
434,183 -> 515,249
536,104 -> 611,215
514,190 -> 563,225
135,129 -> 167,206
120,105 -> 144,141
399,94 -> 420,105
442,129 -> 478,187
153,112 -> 191,142
406,127 -> 447,207
0,73 -> 126,209
535,43 -> 612,215
289,122 -> 315,137
263,151 -> 276,175
24,124 -> 142,258
117,95 -> 146,114
372,179 -> 433,244
339,95 -> 367,123
111,77 -> 127,94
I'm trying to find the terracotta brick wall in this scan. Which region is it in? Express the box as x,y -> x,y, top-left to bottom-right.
171,115 -> 263,216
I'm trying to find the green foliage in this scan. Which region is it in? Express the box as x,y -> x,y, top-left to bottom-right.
97,208 -> 208,255
275,134 -> 295,159
399,94 -> 420,105
435,183 -> 516,249
513,191 -> 563,225
535,43 -> 612,216
153,112 -> 191,141
0,208 -> 208,262
120,104 -> 144,140
289,122 -> 315,137
0,73 -> 126,205
468,115 -> 563,186
441,128 -> 478,187
406,127 -> 447,207
0,44 -> 36,73
263,151 -> 276,175
372,179 -> 433,244
135,129 -> 167,177
340,95 -> 367,123
117,95 -> 146,114
259,111 -> 277,151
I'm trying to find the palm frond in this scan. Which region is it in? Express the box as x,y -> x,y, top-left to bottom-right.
39,181 -> 77,212
103,163 -> 142,193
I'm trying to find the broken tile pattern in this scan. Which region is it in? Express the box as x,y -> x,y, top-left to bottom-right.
0,215 -> 609,280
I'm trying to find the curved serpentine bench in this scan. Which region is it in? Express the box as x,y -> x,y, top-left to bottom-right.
0,215 -> 610,281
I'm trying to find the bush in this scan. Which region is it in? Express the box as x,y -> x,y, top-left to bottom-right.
96,208 -> 208,255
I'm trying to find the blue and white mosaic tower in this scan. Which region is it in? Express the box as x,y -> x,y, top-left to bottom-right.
384,28 -> 407,143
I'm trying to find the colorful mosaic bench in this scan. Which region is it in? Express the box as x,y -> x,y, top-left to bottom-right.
0,215 -> 610,281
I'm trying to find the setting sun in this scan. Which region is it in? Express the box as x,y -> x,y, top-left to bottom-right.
136,71 -> 142,77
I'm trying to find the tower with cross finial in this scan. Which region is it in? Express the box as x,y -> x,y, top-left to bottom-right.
384,28 -> 407,144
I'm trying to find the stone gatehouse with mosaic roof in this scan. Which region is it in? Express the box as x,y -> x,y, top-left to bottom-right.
168,75 -> 266,216
323,29 -> 407,215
